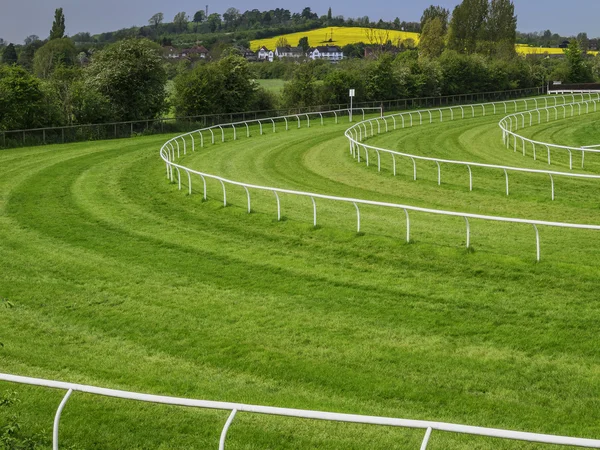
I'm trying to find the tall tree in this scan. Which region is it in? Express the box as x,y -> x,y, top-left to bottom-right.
24,35 -> 40,46
276,37 -> 290,48
84,38 -> 167,121
327,7 -> 332,21
0,65 -> 45,130
447,0 -> 489,54
173,12 -> 189,33
298,36 -> 310,52
207,13 -> 222,33
33,38 -> 77,78
2,44 -> 18,65
564,40 -> 593,83
49,8 -> 66,40
193,10 -> 206,31
223,8 -> 240,29
420,5 -> 449,33
419,17 -> 446,59
148,12 -> 164,29
486,0 -> 517,57
577,32 -> 590,51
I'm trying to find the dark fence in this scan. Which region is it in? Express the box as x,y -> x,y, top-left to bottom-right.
0,86 -> 544,150
548,81 -> 600,92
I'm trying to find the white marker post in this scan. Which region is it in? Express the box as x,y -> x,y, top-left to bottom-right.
349,89 -> 356,122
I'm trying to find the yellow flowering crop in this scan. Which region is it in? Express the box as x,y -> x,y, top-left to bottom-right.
250,27 -> 420,51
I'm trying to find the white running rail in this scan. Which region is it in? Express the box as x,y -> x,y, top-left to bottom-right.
160,97 -> 600,261
1,373 -> 599,449
345,94 -> 600,200
499,97 -> 600,170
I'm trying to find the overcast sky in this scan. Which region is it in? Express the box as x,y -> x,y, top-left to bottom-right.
1,0 -> 599,44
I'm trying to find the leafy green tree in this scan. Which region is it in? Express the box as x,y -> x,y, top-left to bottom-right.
420,5 -> 449,33
2,43 -> 18,65
173,12 -> 189,33
33,38 -> 77,78
419,17 -> 446,59
71,80 -> 112,124
49,8 -> 66,40
321,68 -> 365,104
193,10 -> 206,31
223,8 -> 241,29
282,63 -> 318,107
207,13 -> 222,33
298,37 -> 310,52
193,10 -> 206,23
173,55 -> 264,116
46,66 -> 82,125
486,0 -> 517,57
563,40 -> 593,83
149,12 -> 164,29
364,53 -> 402,100
0,65 -> 46,130
327,7 -> 332,21
85,38 -> 167,121
18,40 -> 45,71
447,0 -> 488,54
24,35 -> 39,46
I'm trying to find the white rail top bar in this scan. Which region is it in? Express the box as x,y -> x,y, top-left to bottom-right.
1,373 -> 600,448
162,152 -> 600,231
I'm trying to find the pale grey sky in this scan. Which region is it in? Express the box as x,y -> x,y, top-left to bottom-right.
1,0 -> 599,45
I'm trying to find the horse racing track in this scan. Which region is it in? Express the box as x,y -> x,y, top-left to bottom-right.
1,94 -> 600,449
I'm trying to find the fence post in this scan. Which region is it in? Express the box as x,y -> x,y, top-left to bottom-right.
53,389 -> 73,450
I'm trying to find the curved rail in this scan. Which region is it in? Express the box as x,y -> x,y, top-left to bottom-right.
159,99 -> 600,262
499,98 -> 600,169
1,373 -> 599,449
345,95 -> 600,200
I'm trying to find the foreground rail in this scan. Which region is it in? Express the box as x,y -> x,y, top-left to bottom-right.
1,373 -> 600,449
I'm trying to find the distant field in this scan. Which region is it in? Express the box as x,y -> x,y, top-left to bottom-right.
250,27 -> 598,57
516,44 -> 598,56
256,78 -> 286,94
250,26 -> 420,51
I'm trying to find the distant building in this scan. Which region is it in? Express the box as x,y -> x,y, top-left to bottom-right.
162,45 -> 209,60
163,46 -> 180,59
242,49 -> 257,62
275,46 -> 305,59
181,45 -> 209,59
307,46 -> 344,62
257,46 -> 274,62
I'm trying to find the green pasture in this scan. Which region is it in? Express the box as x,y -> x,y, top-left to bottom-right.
256,79 -> 286,94
1,99 -> 600,449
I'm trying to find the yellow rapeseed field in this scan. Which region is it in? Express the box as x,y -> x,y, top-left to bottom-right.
516,44 -> 598,56
250,27 -> 420,51
251,27 -> 598,57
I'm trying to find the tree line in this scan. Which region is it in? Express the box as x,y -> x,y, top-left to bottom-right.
1,3 -> 600,133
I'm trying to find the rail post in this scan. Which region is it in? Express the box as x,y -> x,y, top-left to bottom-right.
219,409 -> 237,450
53,389 -> 73,450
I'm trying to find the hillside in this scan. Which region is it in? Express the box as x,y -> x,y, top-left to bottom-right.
250,27 -> 420,51
249,26 -> 598,57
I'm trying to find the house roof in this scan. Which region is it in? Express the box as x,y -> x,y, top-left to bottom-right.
181,45 -> 209,54
309,46 -> 342,53
276,46 -> 304,54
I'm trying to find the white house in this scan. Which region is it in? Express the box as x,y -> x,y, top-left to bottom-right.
275,46 -> 305,59
307,46 -> 344,62
257,46 -> 274,62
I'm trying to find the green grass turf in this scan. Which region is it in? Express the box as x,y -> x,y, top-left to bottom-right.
256,79 -> 286,95
1,100 -> 600,449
